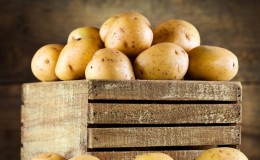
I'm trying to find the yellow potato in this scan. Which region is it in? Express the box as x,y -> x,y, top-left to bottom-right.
186,45 -> 238,81
32,152 -> 66,160
119,11 -> 151,26
134,152 -> 173,160
100,11 -> 153,57
195,147 -> 248,160
153,19 -> 200,52
68,154 -> 100,160
100,12 -> 151,42
85,48 -> 135,80
31,44 -> 64,81
100,15 -> 121,42
134,43 -> 189,80
55,37 -> 103,80
67,27 -> 103,48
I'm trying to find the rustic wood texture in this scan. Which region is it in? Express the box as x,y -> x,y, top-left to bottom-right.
21,81 -> 88,160
1,0 -> 260,159
88,103 -> 241,124
90,150 -> 203,160
88,126 -> 241,148
21,80 -> 242,159
88,80 -> 241,101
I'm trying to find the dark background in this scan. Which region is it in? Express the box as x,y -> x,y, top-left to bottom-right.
0,0 -> 259,159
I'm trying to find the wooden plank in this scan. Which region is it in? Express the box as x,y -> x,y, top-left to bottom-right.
22,103 -> 84,126
22,81 -> 89,159
88,80 -> 242,101
90,150 -> 204,160
22,123 -> 82,142
88,103 -> 241,124
88,126 -> 241,148
22,80 -> 242,102
22,137 -> 85,160
22,80 -> 88,105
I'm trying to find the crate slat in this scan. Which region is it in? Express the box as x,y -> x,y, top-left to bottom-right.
88,80 -> 242,101
88,103 -> 241,124
88,126 -> 241,148
21,80 -> 242,159
22,80 -> 88,105
89,150 -> 204,160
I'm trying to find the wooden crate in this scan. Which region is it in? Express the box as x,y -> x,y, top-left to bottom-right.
21,80 -> 242,160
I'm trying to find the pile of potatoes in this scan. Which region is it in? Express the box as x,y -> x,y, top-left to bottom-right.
32,147 -> 248,160
31,11 -> 239,81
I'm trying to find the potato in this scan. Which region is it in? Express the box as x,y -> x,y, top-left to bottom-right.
186,45 -> 238,81
134,43 -> 189,80
134,152 -> 173,160
55,37 -> 103,80
153,19 -> 200,52
67,27 -> 103,48
100,15 -> 121,42
85,48 -> 135,80
68,155 -> 99,160
32,152 -> 66,160
195,147 -> 248,160
31,44 -> 64,81
100,11 -> 153,57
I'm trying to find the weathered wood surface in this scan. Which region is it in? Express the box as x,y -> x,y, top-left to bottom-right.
90,150 -> 203,160
88,126 -> 241,148
88,103 -> 241,124
22,80 -> 242,102
21,80 -> 242,159
0,0 -> 260,159
21,81 -> 88,160
22,81 -> 88,105
88,80 -> 242,101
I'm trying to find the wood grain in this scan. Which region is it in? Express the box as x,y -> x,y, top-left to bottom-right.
0,0 -> 259,159
88,126 -> 241,148
88,103 -> 241,124
89,150 -> 203,160
88,80 -> 241,101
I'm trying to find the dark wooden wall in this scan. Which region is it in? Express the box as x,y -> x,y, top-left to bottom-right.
0,0 -> 259,159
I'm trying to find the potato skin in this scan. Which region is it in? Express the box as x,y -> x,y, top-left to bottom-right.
32,152 -> 66,160
85,48 -> 135,80
68,154 -> 100,160
186,45 -> 238,81
134,152 -> 173,160
101,12 -> 153,57
134,43 -> 189,80
67,27 -> 103,48
100,15 -> 120,42
195,147 -> 248,160
55,38 -> 102,80
153,19 -> 200,52
31,44 -> 64,81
